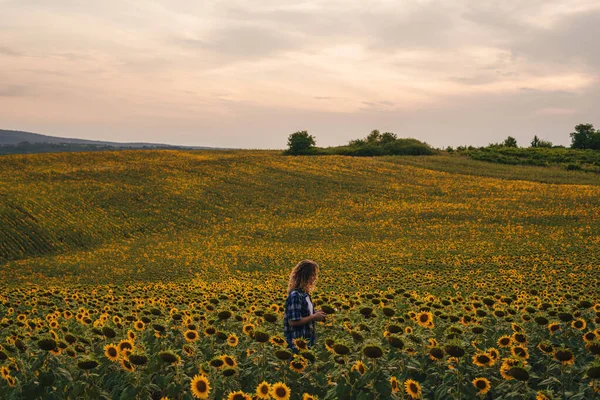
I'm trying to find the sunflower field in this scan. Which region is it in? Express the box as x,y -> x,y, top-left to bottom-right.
1,150 -> 599,399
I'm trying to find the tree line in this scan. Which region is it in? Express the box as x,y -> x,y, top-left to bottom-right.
286,123 -> 600,155
284,130 -> 434,156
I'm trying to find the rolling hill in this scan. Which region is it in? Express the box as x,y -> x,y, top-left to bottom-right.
0,129 -> 222,154
0,149 -> 598,285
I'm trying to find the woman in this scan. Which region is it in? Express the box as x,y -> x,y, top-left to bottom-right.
283,259 -> 326,353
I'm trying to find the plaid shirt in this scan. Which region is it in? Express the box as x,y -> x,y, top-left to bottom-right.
283,289 -> 315,351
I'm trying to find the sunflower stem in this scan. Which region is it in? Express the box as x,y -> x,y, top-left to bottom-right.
456,358 -> 462,400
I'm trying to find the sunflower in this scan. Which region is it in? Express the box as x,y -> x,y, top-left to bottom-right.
226,391 -> 251,400
583,331 -> 598,343
512,332 -> 527,345
548,322 -> 561,334
472,352 -> 493,367
270,382 -> 291,400
390,376 -> 400,393
404,379 -> 422,399
256,381 -> 271,399
363,344 -> 384,359
293,338 -> 309,351
134,320 -> 145,331
183,344 -> 195,357
497,335 -> 512,348
121,358 -> 135,372
536,391 -> 553,400
242,324 -> 255,336
571,318 -> 586,330
227,334 -> 239,347
500,358 -> 519,380
554,348 -> 575,366
428,338 -> 439,348
537,341 -> 554,354
190,374 -> 210,399
118,340 -> 134,356
302,394 -> 317,400
209,357 -> 224,368
290,355 -> 308,373
221,355 -> 237,368
333,343 -> 350,355
5,375 -> 16,388
415,312 -> 434,328
351,360 -> 367,375
270,335 -> 286,347
472,377 -> 491,395
184,330 -> 199,343
159,351 -> 181,365
127,330 -> 136,341
204,326 -> 216,336
510,345 -> 529,360
429,347 -> 444,361
252,329 -> 269,343
104,344 -> 119,361
487,347 -> 499,361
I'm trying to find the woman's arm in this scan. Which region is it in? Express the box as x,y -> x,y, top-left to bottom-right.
288,314 -> 314,327
289,310 -> 326,326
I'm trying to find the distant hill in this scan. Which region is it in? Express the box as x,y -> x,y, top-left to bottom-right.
0,129 -> 222,155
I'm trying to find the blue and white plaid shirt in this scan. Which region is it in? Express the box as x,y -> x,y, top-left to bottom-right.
283,289 -> 315,352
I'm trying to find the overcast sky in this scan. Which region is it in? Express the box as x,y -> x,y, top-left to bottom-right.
1,0 -> 599,149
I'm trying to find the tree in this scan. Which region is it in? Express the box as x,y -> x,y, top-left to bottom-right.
380,132 -> 398,144
503,136 -> 518,148
286,131 -> 316,155
570,123 -> 600,149
366,130 -> 381,144
530,135 -> 553,148
348,138 -> 366,147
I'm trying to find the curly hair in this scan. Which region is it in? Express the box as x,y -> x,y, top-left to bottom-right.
287,259 -> 319,294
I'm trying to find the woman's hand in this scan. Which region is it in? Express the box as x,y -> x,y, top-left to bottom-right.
312,310 -> 327,322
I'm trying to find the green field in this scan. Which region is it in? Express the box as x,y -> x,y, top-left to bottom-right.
1,150 -> 599,399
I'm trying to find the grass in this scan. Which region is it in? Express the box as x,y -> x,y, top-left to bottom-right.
381,153 -> 600,186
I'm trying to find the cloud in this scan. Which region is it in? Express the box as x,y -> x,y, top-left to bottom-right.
171,25 -> 300,63
0,46 -> 22,56
535,107 -> 580,116
0,85 -> 28,97
0,0 -> 598,148
511,11 -> 600,69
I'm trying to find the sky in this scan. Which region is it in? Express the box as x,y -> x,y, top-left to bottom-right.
1,0 -> 599,149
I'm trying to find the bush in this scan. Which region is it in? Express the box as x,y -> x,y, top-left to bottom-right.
285,131 -> 316,155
